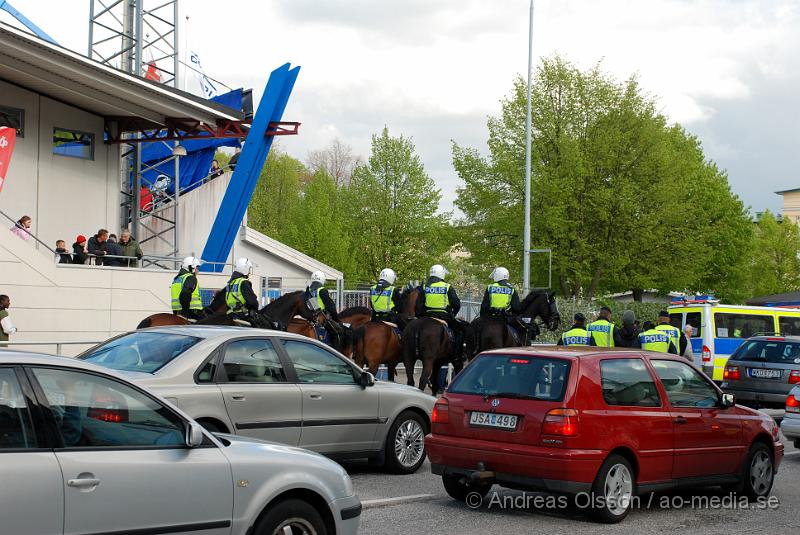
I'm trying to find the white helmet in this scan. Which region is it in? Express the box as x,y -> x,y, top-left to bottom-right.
491,266 -> 510,282
182,256 -> 201,270
379,268 -> 397,285
430,264 -> 448,279
234,257 -> 253,274
311,270 -> 326,284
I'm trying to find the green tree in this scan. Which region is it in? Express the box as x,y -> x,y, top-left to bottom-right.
745,211 -> 800,298
453,56 -> 751,300
292,169 -> 356,276
247,149 -> 303,243
345,127 -> 450,282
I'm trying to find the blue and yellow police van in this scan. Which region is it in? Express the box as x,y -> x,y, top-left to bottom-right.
669,296 -> 800,381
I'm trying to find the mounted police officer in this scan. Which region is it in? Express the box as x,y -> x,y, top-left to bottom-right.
479,267 -> 533,343
416,264 -> 466,359
171,256 -> 205,321
558,313 -> 594,347
655,310 -> 686,354
370,268 -> 403,326
640,320 -> 678,354
307,271 -> 345,344
588,306 -> 615,347
225,258 -> 259,319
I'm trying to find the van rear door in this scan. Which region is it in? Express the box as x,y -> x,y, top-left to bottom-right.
436,354 -> 573,447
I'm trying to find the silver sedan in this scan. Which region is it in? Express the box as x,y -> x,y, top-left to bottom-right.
0,351 -> 360,535
78,326 -> 436,473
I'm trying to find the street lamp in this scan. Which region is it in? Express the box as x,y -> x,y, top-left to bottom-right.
523,0 -> 534,294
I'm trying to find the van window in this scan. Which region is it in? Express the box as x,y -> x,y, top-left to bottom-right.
779,316 -> 800,336
448,354 -> 571,401
686,312 -> 702,337
600,359 -> 661,407
713,313 -> 774,339
669,314 -> 682,329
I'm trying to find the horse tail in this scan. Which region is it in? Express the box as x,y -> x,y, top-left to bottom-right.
136,317 -> 151,329
352,326 -> 366,367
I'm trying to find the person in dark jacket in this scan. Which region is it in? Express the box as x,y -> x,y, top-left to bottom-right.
55,240 -> 72,264
72,235 -> 89,265
614,310 -> 641,348
87,229 -> 108,265
209,159 -> 224,178
118,230 -> 143,267
224,258 -> 259,315
307,271 -> 340,322
102,234 -> 124,267
228,147 -> 241,170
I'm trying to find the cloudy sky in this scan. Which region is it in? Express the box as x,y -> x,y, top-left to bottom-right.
4,0 -> 798,214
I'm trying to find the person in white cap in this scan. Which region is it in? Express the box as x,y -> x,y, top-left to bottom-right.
225,257 -> 259,316
369,268 -> 402,324
416,264 -> 466,360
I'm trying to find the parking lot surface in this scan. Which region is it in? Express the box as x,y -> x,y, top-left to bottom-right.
345,425 -> 800,535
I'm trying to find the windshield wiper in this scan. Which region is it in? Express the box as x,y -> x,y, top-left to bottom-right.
485,392 -> 539,400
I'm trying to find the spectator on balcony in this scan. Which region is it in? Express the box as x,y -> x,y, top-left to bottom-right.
118,230 -> 143,267
10,215 -> 31,241
87,229 -> 109,266
103,234 -> 124,267
228,147 -> 241,170
209,159 -> 224,178
55,240 -> 71,264
72,235 -> 89,265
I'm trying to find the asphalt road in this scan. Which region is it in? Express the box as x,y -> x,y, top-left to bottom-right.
343,420 -> 800,535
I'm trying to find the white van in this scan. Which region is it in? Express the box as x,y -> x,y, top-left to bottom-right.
668,296 -> 800,381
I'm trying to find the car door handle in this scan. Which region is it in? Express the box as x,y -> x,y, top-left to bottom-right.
309,393 -> 322,400
67,478 -> 101,488
673,417 -> 688,425
231,395 -> 246,401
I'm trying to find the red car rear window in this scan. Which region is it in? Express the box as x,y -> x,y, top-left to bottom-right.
448,354 -> 571,401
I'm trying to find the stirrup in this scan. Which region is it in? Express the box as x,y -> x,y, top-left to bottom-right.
232,318 -> 252,327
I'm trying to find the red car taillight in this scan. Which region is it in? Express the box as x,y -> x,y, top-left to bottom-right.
786,394 -> 800,413
702,345 -> 711,363
723,366 -> 740,381
541,408 -> 579,437
432,398 -> 449,424
88,393 -> 128,423
789,371 -> 800,385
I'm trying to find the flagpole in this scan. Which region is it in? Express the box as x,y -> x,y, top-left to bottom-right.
523,0 -> 534,294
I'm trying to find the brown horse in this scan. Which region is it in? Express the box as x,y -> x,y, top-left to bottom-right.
351,286 -> 421,380
402,316 -> 455,393
339,307 -> 372,330
288,310 -> 355,356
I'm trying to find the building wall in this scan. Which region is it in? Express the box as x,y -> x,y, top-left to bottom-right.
0,79 -> 120,249
780,191 -> 800,224
0,225 -> 229,355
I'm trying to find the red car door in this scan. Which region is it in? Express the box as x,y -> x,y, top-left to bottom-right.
650,359 -> 743,478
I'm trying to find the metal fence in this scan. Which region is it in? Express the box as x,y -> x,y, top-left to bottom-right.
0,340 -> 103,356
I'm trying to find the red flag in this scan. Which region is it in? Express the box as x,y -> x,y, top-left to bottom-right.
145,60 -> 162,82
0,126 -> 17,194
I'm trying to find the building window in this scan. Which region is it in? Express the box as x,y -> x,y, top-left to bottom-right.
0,105 -> 24,137
53,127 -> 94,160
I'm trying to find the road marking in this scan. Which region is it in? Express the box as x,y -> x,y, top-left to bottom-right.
785,451 -> 799,456
361,494 -> 436,509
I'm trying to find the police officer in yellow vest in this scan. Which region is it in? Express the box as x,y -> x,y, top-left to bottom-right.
416,264 -> 466,358
479,267 -> 521,317
225,258 -> 259,317
171,256 -> 205,321
370,268 -> 402,324
307,270 -> 345,347
588,306 -> 615,347
656,311 -> 687,354
558,313 -> 595,347
639,320 -> 678,353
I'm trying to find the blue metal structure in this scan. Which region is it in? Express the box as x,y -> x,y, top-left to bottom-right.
200,63 -> 300,272
0,1 -> 57,44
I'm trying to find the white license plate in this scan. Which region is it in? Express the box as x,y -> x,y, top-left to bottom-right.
748,368 -> 782,379
469,411 -> 518,430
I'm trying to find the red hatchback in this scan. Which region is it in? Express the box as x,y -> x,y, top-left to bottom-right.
427,347 -> 784,523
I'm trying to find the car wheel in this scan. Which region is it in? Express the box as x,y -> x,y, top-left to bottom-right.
589,454 -> 635,524
727,442 -> 774,500
384,411 -> 427,474
253,498 -> 327,535
442,474 -> 492,504
196,419 -> 223,433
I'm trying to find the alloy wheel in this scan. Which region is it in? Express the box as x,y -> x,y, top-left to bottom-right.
272,517 -> 318,535
394,419 -> 425,468
604,463 -> 633,516
749,450 -> 773,496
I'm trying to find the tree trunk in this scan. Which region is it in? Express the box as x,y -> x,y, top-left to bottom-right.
632,288 -> 644,302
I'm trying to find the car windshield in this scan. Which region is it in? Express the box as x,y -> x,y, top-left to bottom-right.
448,354 -> 571,401
731,340 -> 800,364
78,332 -> 201,373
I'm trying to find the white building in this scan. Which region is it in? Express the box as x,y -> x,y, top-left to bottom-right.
0,23 -> 341,353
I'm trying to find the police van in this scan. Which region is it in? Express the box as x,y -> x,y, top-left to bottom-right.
668,296 -> 800,381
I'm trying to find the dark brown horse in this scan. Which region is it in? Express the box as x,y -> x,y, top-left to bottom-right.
288,310 -> 355,356
402,316 -> 455,393
465,290 -> 561,359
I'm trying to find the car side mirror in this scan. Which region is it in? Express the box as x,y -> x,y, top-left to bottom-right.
186,421 -> 205,447
720,393 -> 735,408
359,372 -> 375,388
